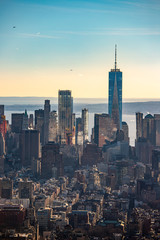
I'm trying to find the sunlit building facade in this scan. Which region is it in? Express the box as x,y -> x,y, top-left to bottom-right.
58,90 -> 73,144
82,108 -> 89,143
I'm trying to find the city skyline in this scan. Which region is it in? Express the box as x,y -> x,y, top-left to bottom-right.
0,0 -> 160,98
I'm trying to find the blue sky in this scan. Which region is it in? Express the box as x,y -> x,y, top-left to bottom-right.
0,0 -> 160,98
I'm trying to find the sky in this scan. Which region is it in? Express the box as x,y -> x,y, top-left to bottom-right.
0,0 -> 160,98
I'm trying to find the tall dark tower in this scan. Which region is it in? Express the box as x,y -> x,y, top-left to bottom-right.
108,45 -> 122,130
44,100 -> 51,144
136,112 -> 143,140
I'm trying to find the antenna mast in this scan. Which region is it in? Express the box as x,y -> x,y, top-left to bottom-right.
115,44 -> 117,70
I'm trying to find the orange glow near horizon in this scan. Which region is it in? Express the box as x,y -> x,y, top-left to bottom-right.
1,62 -> 160,99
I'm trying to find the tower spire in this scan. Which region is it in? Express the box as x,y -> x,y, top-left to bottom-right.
115,44 -> 117,70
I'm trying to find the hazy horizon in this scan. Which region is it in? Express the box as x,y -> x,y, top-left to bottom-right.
1,96 -> 160,104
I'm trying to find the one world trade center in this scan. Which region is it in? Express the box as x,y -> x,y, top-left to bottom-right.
108,45 -> 122,130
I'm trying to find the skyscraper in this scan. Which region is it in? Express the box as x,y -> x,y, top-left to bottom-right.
0,178 -> 13,199
44,100 -> 51,144
18,179 -> 33,200
76,117 -> 83,145
20,130 -> 40,167
35,109 -> 44,126
94,113 -> 116,147
0,105 -> 4,118
136,112 -> 160,147
143,114 -> 155,145
49,111 -> 57,142
154,114 -> 160,147
136,112 -> 143,140
35,109 -> 44,145
0,133 -> 5,156
58,90 -> 73,144
22,109 -> 28,130
72,113 -> 76,145
11,113 -> 24,133
82,108 -> 89,143
108,45 -> 122,130
29,114 -> 33,129
122,121 -> 129,143
41,142 -> 63,179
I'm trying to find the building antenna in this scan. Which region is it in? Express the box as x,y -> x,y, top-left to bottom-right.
115,44 -> 117,70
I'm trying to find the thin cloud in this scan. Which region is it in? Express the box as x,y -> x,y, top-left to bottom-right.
2,28 -> 160,39
100,28 -> 160,36
19,33 -> 60,39
52,28 -> 160,36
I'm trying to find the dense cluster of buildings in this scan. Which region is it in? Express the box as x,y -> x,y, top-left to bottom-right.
0,47 -> 160,239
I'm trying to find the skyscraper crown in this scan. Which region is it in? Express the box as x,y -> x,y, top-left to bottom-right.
111,45 -> 120,72
115,44 -> 117,70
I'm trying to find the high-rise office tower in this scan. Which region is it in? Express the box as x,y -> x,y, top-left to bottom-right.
41,142 -> 63,179
29,114 -> 33,129
152,149 -> 160,172
136,113 -> 160,147
136,138 -> 153,164
0,105 -> 4,118
18,180 -> 33,200
58,90 -> 73,144
108,45 -> 122,130
94,113 -> 116,147
22,109 -> 28,130
81,143 -> 102,166
72,113 -> 76,145
35,109 -> 44,126
0,156 -> 4,174
122,121 -> 129,143
76,117 -> 83,145
12,113 -> 24,133
0,204 -> 26,230
20,130 -> 40,167
72,113 -> 76,130
136,112 -> 143,140
143,114 -> 154,145
0,115 -> 7,139
49,111 -> 57,142
35,109 -> 44,145
44,100 -> 51,144
0,105 -> 6,140
154,114 -> 160,146
0,106 -> 5,153
0,178 -> 13,199
37,208 -> 52,231
82,108 -> 89,143
0,133 -> 5,156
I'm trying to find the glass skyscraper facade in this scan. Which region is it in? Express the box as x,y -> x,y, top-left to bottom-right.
58,90 -> 73,143
108,46 -> 122,129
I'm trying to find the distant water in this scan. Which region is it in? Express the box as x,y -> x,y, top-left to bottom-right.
1,97 -> 160,146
